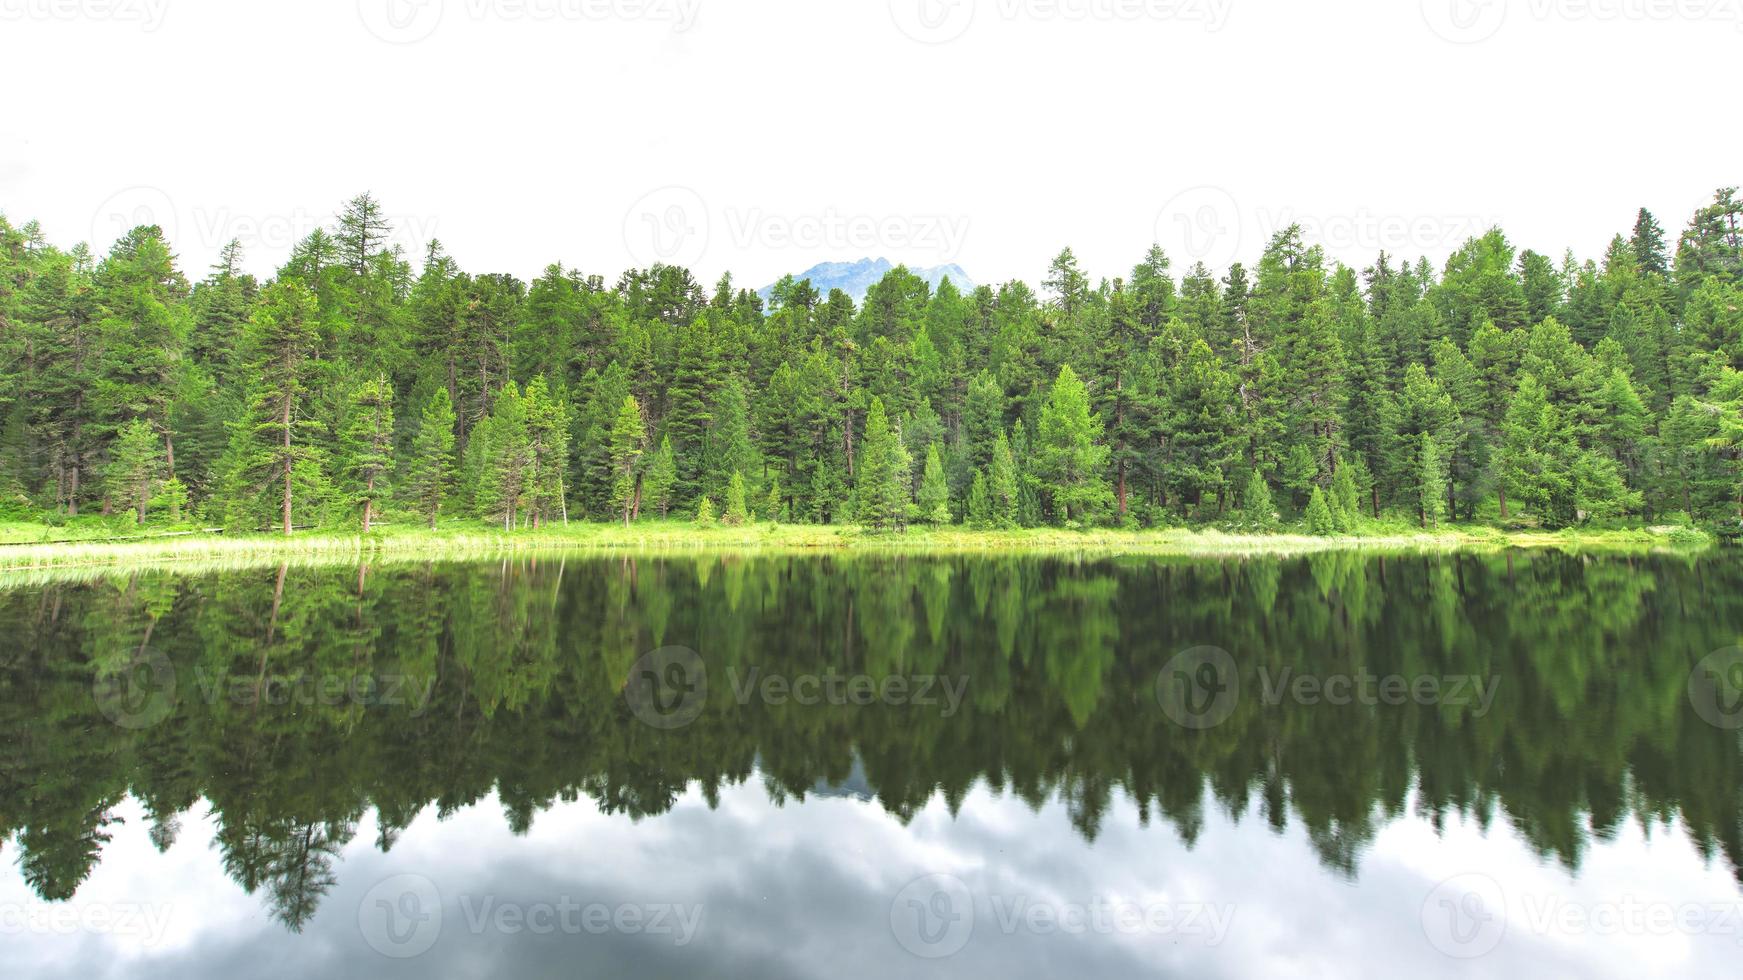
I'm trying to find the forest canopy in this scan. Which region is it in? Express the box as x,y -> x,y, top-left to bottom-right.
1,190 -> 1740,535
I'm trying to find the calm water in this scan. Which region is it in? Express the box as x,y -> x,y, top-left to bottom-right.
2,551 -> 1742,978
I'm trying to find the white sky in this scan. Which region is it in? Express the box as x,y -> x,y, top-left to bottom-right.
2,0 -> 1738,289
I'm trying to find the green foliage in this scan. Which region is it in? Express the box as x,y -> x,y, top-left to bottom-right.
1419,433 -> 1448,529
106,418 -> 163,524
1034,365 -> 1113,525
917,442 -> 951,525
3,191 -> 1739,535
1305,486 -> 1337,536
407,388 -> 457,528
722,471 -> 748,527
1240,469 -> 1277,531
694,495 -> 715,525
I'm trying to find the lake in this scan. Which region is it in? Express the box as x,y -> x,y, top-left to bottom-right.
2,551 -> 1741,977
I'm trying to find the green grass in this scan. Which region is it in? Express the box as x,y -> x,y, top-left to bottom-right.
0,518 -> 1715,582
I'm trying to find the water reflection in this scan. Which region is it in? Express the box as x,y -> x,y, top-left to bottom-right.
1,552 -> 1740,941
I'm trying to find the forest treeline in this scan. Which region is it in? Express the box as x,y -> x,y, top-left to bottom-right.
1,190 -> 1741,535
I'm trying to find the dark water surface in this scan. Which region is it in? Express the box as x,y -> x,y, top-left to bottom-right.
3,551 -> 1742,977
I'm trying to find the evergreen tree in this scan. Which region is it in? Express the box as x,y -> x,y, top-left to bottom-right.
106,418 -> 163,524
917,442 -> 951,525
643,435 -> 677,519
1305,486 -> 1336,536
609,395 -> 645,526
339,375 -> 394,532
722,471 -> 748,526
854,397 -> 907,531
1240,468 -> 1276,531
966,469 -> 993,529
989,432 -> 1019,529
1034,365 -> 1113,524
406,387 -> 456,528
243,280 -> 322,535
1419,432 -> 1448,528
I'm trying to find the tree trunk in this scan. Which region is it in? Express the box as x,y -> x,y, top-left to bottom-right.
164,432 -> 176,480
1498,486 -> 1509,520
281,395 -> 294,536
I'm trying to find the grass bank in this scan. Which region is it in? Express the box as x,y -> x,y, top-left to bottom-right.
0,519 -> 1715,579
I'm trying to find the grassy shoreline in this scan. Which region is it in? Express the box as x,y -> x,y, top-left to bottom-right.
0,520 -> 1716,579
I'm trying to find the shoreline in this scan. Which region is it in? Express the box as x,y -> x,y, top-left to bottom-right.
0,522 -> 1716,581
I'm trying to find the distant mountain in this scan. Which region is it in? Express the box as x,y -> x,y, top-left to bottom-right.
758,258 -> 974,306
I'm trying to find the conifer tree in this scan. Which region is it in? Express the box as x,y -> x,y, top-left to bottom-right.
609,395 -> 645,526
1419,432 -> 1448,529
643,435 -> 677,519
1241,468 -> 1276,531
407,387 -> 456,528
722,471 -> 748,526
917,442 -> 951,525
1034,365 -> 1113,525
106,418 -> 163,524
340,375 -> 394,532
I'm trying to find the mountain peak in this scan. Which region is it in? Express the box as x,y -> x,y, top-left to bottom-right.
759,259 -> 975,306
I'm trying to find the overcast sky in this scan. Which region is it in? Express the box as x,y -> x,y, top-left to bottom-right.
2,0 -> 1738,290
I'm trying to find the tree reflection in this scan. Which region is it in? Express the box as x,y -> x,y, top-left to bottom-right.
1,551 -> 1740,927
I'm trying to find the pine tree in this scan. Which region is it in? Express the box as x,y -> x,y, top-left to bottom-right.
243,280 -> 322,535
989,431 -> 1019,528
854,397 -> 907,531
1240,468 -> 1276,531
966,469 -> 993,529
406,387 -> 456,528
521,376 -> 570,528
1330,462 -> 1361,531
1419,432 -> 1448,529
1305,486 -> 1336,536
106,418 -> 163,524
1034,365 -> 1113,525
642,435 -> 677,519
917,442 -> 951,525
722,471 -> 748,526
340,375 -> 394,532
695,495 -> 716,524
609,395 -> 645,526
